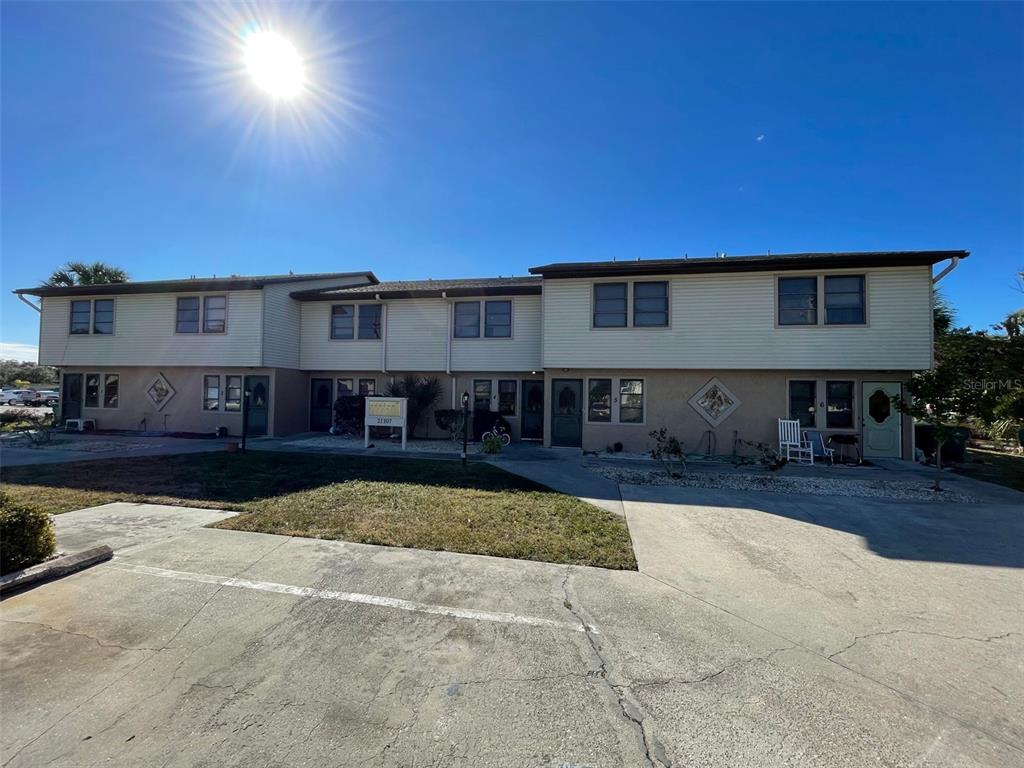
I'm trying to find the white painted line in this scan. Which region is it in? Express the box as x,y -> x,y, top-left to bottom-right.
108,562 -> 590,633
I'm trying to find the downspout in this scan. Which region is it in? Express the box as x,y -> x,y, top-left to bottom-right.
16,293 -> 41,312
443,291 -> 456,408
378,294 -> 388,374
932,256 -> 960,284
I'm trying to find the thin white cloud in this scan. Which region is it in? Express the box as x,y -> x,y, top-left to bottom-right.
0,342 -> 39,362
756,134 -> 765,142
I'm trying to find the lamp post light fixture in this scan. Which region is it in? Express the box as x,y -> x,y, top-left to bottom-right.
461,391 -> 470,466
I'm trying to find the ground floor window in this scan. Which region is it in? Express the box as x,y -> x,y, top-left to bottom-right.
788,380 -> 817,427
587,378 -> 611,422
102,374 -> 119,409
498,380 -> 517,415
85,373 -> 101,408
203,375 -> 221,410
473,379 -> 491,410
358,378 -> 376,396
225,376 -> 242,411
619,379 -> 644,423
82,372 -> 119,409
337,378 -> 353,397
826,381 -> 855,428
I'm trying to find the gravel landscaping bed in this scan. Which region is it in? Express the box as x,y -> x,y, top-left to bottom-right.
596,465 -> 981,503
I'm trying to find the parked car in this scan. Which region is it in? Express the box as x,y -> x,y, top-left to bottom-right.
3,389 -> 37,406
3,389 -> 58,407
33,390 -> 60,407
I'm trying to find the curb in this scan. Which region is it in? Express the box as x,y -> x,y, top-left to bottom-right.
0,545 -> 113,596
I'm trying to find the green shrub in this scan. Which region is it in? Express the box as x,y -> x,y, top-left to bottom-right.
481,434 -> 503,454
0,492 -> 57,575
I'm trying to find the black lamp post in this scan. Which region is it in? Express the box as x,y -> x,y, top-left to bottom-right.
461,391 -> 470,466
241,389 -> 251,453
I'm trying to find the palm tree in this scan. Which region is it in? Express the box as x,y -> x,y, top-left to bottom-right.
44,261 -> 129,287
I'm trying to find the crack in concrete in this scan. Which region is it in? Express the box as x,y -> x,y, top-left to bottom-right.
2,539 -> 293,768
561,568 -> 668,768
827,630 -> 1017,661
629,646 -> 792,690
0,618 -> 163,653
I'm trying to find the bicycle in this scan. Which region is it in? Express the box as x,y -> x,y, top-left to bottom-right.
481,422 -> 511,447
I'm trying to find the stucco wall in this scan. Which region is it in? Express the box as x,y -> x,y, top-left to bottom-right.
541,369 -> 913,458
59,366 -> 280,436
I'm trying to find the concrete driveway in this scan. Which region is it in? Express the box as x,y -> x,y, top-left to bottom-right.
2,485 -> 1022,767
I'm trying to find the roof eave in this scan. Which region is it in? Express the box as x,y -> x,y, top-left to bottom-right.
292,285 -> 543,301
529,251 -> 969,279
13,271 -> 378,298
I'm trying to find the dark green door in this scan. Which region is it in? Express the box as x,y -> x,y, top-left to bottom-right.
551,379 -> 582,447
520,380 -> 544,440
245,376 -> 270,436
61,373 -> 83,425
309,378 -> 333,431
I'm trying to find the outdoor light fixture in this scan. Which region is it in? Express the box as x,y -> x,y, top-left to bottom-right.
461,391 -> 470,466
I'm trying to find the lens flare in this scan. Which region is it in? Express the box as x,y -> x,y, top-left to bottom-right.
244,30 -> 304,99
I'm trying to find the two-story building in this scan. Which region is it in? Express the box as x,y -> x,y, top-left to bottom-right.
15,249 -> 966,460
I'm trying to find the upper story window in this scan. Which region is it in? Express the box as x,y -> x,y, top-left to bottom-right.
70,299 -> 114,335
593,283 -> 627,327
177,295 -> 227,334
824,276 -> 866,325
633,282 -> 668,327
778,277 -> 818,325
203,296 -> 227,333
176,297 -> 201,333
358,304 -> 382,340
70,300 -> 92,335
485,301 -> 512,338
454,302 -> 481,338
330,305 -> 354,339
778,275 -> 867,326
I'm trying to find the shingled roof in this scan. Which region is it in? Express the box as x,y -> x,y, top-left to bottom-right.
529,250 -> 968,279
292,276 -> 542,301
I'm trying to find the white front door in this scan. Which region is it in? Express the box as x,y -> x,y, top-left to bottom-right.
862,381 -> 902,458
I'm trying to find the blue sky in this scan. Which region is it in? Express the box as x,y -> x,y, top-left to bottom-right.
2,2 -> 1021,359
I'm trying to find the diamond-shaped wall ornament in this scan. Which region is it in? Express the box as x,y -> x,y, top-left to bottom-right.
688,378 -> 742,427
146,372 -> 176,411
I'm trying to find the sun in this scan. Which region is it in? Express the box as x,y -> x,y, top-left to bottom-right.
243,30 -> 305,99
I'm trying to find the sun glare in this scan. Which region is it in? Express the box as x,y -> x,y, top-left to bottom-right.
244,30 -> 304,99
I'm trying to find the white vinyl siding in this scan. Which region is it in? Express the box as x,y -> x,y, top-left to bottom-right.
262,276 -> 369,368
451,295 -> 542,372
39,292 -> 265,367
385,299 -> 449,371
299,301 -> 384,370
541,266 -> 933,370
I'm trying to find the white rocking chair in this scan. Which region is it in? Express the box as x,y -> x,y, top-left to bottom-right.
778,419 -> 813,464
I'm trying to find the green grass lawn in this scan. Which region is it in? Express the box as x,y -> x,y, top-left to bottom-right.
954,448 -> 1024,493
1,452 -> 636,569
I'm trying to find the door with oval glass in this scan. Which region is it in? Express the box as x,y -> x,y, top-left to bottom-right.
551,379 -> 582,447
862,381 -> 902,458
244,375 -> 270,437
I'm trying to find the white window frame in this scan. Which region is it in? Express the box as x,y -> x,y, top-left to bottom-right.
69,298 -> 116,336
784,377 -> 859,432
775,273 -> 869,329
452,299 -> 515,340
584,376 -> 646,425
82,371 -> 120,409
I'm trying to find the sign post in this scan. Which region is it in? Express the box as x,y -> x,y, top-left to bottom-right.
364,397 -> 408,450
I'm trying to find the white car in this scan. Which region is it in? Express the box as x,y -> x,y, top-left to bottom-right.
2,389 -> 37,406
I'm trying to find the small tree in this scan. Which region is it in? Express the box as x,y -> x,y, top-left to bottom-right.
44,261 -> 129,287
385,376 -> 442,438
893,368 -> 961,491
649,428 -> 686,477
